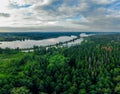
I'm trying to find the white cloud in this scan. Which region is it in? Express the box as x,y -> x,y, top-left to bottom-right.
0,0 -> 9,12
92,0 -> 116,4
0,0 -> 119,32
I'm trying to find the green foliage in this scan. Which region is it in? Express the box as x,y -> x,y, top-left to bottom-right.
11,86 -> 31,94
0,34 -> 120,94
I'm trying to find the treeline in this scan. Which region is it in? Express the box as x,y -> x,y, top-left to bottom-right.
0,32 -> 83,41
0,34 -> 120,94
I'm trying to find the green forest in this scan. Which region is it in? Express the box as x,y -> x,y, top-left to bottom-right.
0,34 -> 120,94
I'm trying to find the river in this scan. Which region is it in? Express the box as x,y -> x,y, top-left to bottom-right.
0,33 -> 91,49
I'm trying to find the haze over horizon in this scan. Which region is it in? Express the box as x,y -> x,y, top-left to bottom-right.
0,0 -> 120,32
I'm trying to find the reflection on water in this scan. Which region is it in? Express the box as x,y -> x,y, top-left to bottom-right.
0,35 -> 79,49
67,38 -> 84,46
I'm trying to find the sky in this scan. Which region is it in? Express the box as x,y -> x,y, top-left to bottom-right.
0,0 -> 120,32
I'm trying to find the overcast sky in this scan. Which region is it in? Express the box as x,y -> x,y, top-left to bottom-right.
0,0 -> 120,32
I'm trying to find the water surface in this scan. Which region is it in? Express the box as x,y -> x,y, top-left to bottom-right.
0,33 -> 92,49
0,35 -> 78,49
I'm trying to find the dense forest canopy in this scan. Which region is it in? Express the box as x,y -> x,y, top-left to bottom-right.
0,34 -> 120,94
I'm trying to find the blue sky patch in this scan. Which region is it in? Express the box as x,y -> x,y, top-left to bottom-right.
10,3 -> 32,9
65,15 -> 82,21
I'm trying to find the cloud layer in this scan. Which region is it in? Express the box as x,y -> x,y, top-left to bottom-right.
0,0 -> 120,32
